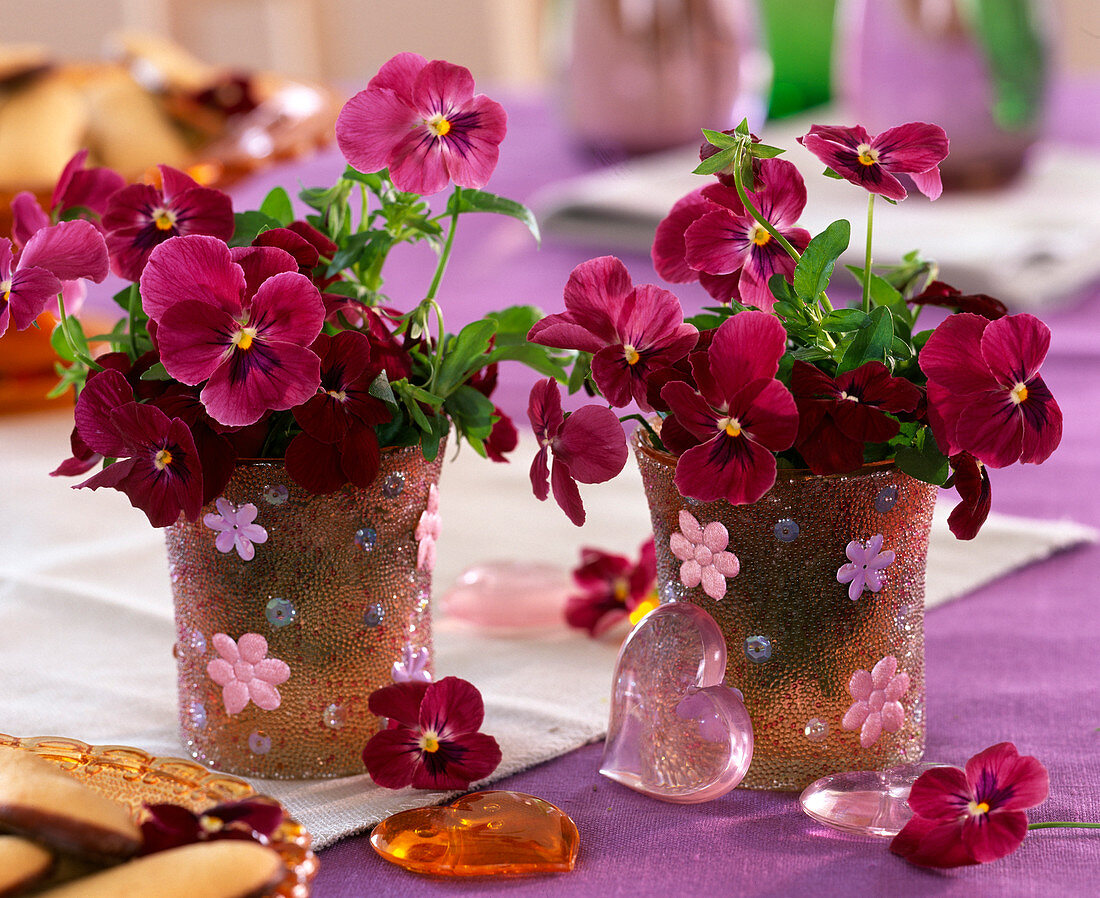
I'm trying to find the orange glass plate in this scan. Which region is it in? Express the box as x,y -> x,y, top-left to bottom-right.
0,734 -> 317,897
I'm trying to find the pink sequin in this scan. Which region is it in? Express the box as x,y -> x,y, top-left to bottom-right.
669,509 -> 740,600
207,632 -> 290,715
841,655 -> 910,748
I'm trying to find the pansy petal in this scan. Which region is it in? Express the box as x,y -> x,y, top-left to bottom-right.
368,681 -> 430,728
661,381 -> 720,442
337,87 -> 420,175
10,192 -> 50,247
961,809 -> 1029,864
368,51 -> 427,95
201,342 -> 321,427
980,313 -> 1050,385
419,676 -> 486,738
652,188 -> 710,282
529,445 -> 550,502
919,313 -> 993,392
427,731 -> 503,789
526,378 -> 564,440
909,166 -> 943,201
870,122 -> 949,173
562,255 -> 634,345
890,816 -> 978,868
361,727 -> 423,789
752,158 -> 808,227
438,94 -> 507,189
955,393 -> 1024,468
550,456 -> 586,526
229,245 -> 299,300
708,311 -> 787,391
19,219 -> 109,283
141,235 -> 246,321
7,267 -> 63,330
1017,376 -> 1062,465
554,405 -> 627,484
684,210 -> 751,275
964,742 -> 1050,811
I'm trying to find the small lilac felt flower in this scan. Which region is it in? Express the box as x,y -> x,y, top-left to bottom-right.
836,534 -> 895,600
842,655 -> 909,748
416,484 -> 442,572
670,510 -> 740,601
207,633 -> 290,715
337,52 -> 507,196
392,645 -> 432,684
528,378 -> 628,526
204,498 -> 268,561
798,122 -> 949,201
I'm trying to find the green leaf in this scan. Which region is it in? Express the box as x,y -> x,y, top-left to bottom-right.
326,229 -> 394,277
838,306 -> 893,372
567,352 -> 592,394
693,146 -> 738,176
486,305 -> 543,343
259,186 -> 294,225
749,142 -> 785,158
230,210 -> 283,247
486,342 -> 570,380
50,322 -> 76,362
794,219 -> 850,302
444,385 -> 496,440
368,370 -> 396,404
686,312 -> 728,331
446,189 -> 540,245
768,272 -> 800,307
701,128 -> 740,149
434,319 -> 497,397
419,414 -> 450,461
820,308 -> 870,333
822,167 -> 844,180
342,167 -> 387,192
139,362 -> 170,381
894,427 -> 950,485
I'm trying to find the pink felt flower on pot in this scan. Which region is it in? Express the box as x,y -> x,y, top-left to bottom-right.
207,633 -> 290,715
670,510 -> 740,601
681,159 -> 812,310
841,654 -> 909,748
336,52 -> 507,196
362,676 -> 502,790
564,538 -> 656,637
203,498 -> 268,561
660,312 -> 798,506
527,378 -> 628,526
140,235 -> 325,427
920,312 -> 1062,469
392,645 -> 432,684
891,742 -> 1050,868
836,534 -> 895,601
102,165 -> 234,281
416,484 -> 442,573
527,256 -> 698,410
798,122 -> 949,201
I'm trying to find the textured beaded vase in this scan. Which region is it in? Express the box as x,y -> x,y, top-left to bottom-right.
634,435 -> 938,791
165,445 -> 444,779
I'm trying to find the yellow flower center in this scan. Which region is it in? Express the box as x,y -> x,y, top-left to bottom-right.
1,278 -> 11,303
234,328 -> 257,351
856,143 -> 879,166
1010,382 -> 1029,404
749,225 -> 771,247
327,389 -> 347,402
154,448 -> 173,470
613,578 -> 629,601
967,800 -> 990,816
721,416 -> 742,438
198,814 -> 223,834
419,731 -> 440,753
624,344 -> 640,365
426,114 -> 452,137
629,596 -> 659,626
152,208 -> 177,231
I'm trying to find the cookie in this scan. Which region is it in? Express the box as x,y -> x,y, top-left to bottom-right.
35,841 -> 284,898
0,835 -> 54,896
0,72 -> 87,189
0,748 -> 141,864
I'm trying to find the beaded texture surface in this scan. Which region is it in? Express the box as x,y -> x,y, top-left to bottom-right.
634,436 -> 937,790
166,445 -> 443,779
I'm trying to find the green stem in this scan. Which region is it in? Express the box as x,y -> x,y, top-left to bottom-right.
732,147 -> 801,263
423,188 -> 462,393
56,294 -> 101,371
126,284 -> 140,360
1027,822 -> 1100,830
619,413 -> 662,449
863,192 -> 875,313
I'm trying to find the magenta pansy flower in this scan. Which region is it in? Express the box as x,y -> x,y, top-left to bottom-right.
682,159 -> 812,310
527,378 -> 628,526
72,369 -> 203,528
336,52 -> 507,196
670,510 -> 740,601
651,188 -> 741,303
392,645 -> 432,684
528,256 -> 698,410
891,742 -> 1050,868
920,312 -> 1062,469
564,539 -> 656,637
361,676 -> 502,790
141,797 -> 283,856
207,633 -> 290,715
416,484 -> 442,573
660,312 -> 798,506
841,655 -> 909,748
798,122 -> 949,201
947,452 -> 992,540
836,534 -> 895,601
203,498 -> 268,561
140,235 -> 325,427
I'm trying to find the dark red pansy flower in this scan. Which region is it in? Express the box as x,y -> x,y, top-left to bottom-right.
140,797 -> 283,855
103,165 -> 234,281
908,280 -> 1007,320
651,189 -> 743,304
73,369 -> 203,527
920,312 -> 1062,468
527,378 -> 628,526
564,539 -> 656,637
790,360 -> 922,475
362,676 -> 502,790
891,742 -> 1049,868
946,452 -> 992,540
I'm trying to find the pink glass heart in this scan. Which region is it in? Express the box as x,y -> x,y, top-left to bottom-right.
600,603 -> 753,802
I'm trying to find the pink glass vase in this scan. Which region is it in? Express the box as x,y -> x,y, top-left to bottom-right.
165,445 -> 443,779
634,435 -> 937,790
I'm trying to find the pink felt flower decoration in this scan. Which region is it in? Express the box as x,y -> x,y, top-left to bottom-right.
919,312 -> 1062,469
392,645 -> 432,684
527,256 -> 698,411
415,483 -> 442,572
841,655 -> 909,748
798,122 -> 949,201
670,510 -> 740,601
336,52 -> 507,196
203,498 -> 268,561
836,534 -> 895,601
890,742 -> 1050,868
527,378 -> 628,526
207,633 -> 290,715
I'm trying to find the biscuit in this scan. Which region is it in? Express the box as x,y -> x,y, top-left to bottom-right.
0,748 -> 141,864
35,841 -> 285,898
0,72 -> 87,189
0,834 -> 54,896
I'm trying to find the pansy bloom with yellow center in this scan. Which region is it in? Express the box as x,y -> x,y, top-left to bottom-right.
564,539 -> 656,637
140,797 -> 284,856
336,52 -> 507,196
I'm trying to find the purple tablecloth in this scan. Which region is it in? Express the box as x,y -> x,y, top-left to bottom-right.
223,88 -> 1100,896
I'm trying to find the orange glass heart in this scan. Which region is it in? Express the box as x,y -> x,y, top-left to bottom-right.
370,790 -> 579,876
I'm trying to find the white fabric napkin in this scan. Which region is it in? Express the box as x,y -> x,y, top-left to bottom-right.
0,412 -> 1094,848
